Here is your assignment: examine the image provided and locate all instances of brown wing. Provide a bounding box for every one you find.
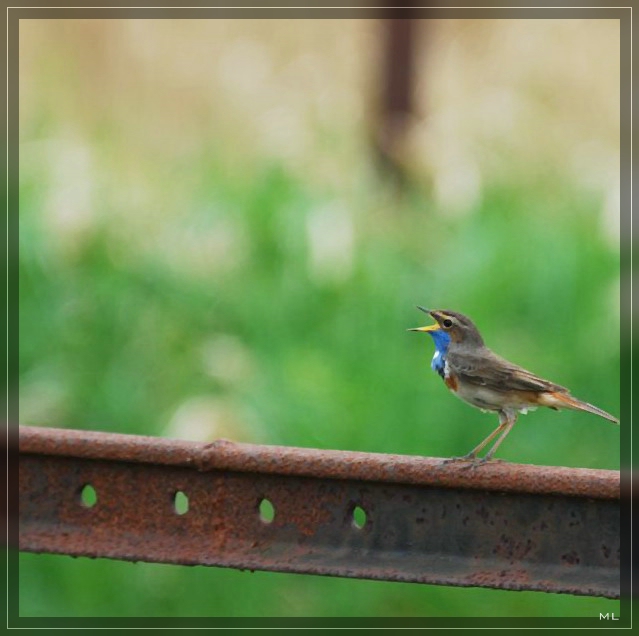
[448,349,568,394]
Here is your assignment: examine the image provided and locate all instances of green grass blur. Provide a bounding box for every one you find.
[19,153,620,618]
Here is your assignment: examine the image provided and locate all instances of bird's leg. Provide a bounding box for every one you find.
[442,417,507,465]
[443,411,519,468]
[459,413,518,469]
[482,413,518,461]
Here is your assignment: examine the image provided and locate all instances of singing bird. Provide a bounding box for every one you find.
[409,307,619,464]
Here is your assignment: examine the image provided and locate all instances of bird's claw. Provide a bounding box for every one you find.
[442,455,504,469]
[441,454,477,465]
[461,457,505,470]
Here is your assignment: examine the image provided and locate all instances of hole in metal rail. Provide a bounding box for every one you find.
[80,484,97,508]
[174,490,189,515]
[259,498,275,524]
[352,505,367,529]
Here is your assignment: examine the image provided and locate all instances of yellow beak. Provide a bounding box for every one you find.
[408,323,440,333]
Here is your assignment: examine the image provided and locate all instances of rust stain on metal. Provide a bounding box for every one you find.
[18,426,620,598]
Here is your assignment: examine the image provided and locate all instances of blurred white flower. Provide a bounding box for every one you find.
[165,395,259,443]
[570,139,619,195]
[306,202,354,284]
[200,334,254,385]
[258,104,310,159]
[41,137,96,255]
[19,370,68,426]
[158,217,247,277]
[432,154,482,218]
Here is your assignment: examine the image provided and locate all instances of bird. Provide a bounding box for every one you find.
[409,307,619,465]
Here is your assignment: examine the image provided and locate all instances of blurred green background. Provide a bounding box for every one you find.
[18,18,620,618]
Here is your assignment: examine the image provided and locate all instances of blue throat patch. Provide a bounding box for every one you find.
[428,329,451,378]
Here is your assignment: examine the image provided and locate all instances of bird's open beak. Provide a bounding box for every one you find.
[408,307,440,332]
[408,324,439,332]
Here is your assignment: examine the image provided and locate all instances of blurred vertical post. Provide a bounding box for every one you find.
[374,11,420,183]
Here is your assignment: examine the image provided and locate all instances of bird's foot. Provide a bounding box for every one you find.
[458,456,505,470]
[441,453,477,465]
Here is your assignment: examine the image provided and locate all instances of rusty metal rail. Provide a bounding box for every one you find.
[18,426,620,598]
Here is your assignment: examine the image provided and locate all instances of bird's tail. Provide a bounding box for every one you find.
[543,391,619,424]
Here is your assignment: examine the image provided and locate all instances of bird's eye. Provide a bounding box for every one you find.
[442,319,453,329]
